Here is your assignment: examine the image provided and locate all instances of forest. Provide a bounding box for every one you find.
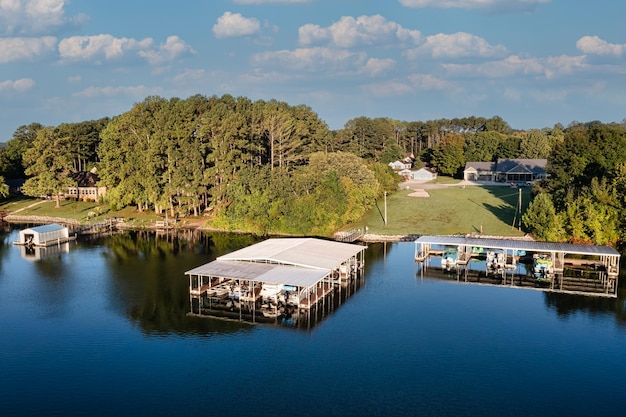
[0,94,625,246]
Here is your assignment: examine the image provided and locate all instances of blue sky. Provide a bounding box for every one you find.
[1,0,625,141]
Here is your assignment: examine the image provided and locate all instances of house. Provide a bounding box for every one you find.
[67,169,106,201]
[463,159,547,183]
[409,167,437,181]
[389,160,412,171]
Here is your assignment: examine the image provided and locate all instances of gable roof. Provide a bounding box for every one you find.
[68,171,99,187]
[496,159,547,173]
[464,162,496,172]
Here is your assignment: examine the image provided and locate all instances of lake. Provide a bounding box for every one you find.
[1,226,625,417]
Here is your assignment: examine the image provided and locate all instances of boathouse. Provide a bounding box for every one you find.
[185,238,367,326]
[16,224,71,247]
[415,235,621,297]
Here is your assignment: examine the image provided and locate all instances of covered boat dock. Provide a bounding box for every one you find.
[14,223,75,247]
[415,235,620,297]
[185,238,367,327]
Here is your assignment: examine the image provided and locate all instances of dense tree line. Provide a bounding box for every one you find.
[523,121,626,246]
[1,94,624,244]
[0,95,399,235]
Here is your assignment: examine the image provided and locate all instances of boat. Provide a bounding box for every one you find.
[486,251,506,274]
[533,254,553,281]
[441,248,458,270]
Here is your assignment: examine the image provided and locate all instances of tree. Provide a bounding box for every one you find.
[522,193,562,241]
[22,126,75,208]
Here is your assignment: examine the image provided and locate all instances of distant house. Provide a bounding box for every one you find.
[409,167,437,181]
[67,169,106,201]
[389,160,412,171]
[463,159,547,183]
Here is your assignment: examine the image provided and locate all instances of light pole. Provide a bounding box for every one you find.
[384,191,387,226]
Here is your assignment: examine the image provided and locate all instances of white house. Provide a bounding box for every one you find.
[409,167,437,181]
[16,224,70,247]
[389,160,412,171]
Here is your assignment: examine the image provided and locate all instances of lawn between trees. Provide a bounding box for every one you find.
[1,183,532,238]
[356,184,531,237]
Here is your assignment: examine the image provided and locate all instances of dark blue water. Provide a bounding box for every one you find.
[1,227,625,417]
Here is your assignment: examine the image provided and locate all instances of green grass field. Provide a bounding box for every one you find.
[357,184,531,237]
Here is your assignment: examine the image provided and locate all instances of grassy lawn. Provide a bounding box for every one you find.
[356,185,532,237]
[0,197,163,226]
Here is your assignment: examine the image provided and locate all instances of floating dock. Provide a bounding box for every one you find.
[185,238,367,328]
[415,235,620,297]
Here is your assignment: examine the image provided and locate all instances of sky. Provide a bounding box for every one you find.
[1,0,626,141]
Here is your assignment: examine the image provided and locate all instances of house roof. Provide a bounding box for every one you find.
[496,159,547,174]
[68,171,100,187]
[464,162,496,172]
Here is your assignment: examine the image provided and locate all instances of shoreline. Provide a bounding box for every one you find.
[2,214,534,244]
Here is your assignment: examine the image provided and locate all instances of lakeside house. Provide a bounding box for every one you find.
[68,169,106,201]
[463,158,548,183]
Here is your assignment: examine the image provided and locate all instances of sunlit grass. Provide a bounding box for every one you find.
[356,185,531,237]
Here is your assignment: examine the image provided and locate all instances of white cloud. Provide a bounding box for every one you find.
[58,34,152,62]
[576,36,626,58]
[0,0,87,35]
[253,47,366,72]
[361,58,396,76]
[299,15,422,48]
[398,0,550,11]
[406,32,507,59]
[408,73,451,90]
[138,36,195,65]
[442,54,587,79]
[73,85,156,99]
[0,36,56,62]
[0,77,36,92]
[58,34,193,65]
[213,11,261,38]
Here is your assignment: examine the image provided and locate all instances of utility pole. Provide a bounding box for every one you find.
[518,187,522,231]
[384,191,388,226]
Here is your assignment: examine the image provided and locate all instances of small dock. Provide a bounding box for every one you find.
[415,235,620,297]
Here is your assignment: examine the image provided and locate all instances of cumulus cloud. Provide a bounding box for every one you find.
[408,73,451,90]
[398,0,550,12]
[138,36,195,65]
[361,58,396,76]
[0,78,36,92]
[405,32,507,59]
[298,14,421,48]
[576,36,626,57]
[58,34,193,65]
[0,0,87,35]
[442,54,587,79]
[213,11,261,38]
[253,47,366,72]
[0,36,56,62]
[58,34,152,61]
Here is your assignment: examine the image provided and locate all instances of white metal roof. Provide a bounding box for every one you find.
[185,238,366,288]
[23,223,66,233]
[185,260,329,288]
[217,237,366,270]
[415,235,620,257]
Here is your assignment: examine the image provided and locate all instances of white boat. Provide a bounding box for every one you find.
[442,249,458,270]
